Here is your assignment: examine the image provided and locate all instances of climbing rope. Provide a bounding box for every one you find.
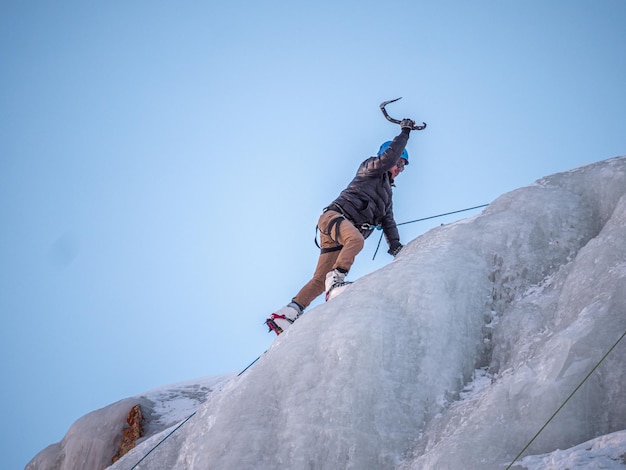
[129,411,196,469]
[505,328,626,469]
[127,201,621,469]
[372,203,489,259]
[127,351,266,469]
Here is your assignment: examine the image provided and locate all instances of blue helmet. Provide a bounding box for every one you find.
[377,141,409,165]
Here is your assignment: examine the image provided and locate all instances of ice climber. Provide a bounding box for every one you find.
[265,118,416,335]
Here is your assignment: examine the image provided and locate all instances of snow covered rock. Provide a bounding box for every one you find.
[25,398,140,470]
[516,430,626,469]
[26,375,232,470]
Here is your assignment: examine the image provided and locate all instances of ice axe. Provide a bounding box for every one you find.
[380,97,427,130]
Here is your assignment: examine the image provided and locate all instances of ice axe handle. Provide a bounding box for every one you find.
[380,97,427,130]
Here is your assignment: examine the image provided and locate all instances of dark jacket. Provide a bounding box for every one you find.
[328,129,409,251]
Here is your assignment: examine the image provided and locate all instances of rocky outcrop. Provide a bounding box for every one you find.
[112,404,144,464]
[26,374,230,470]
[25,398,145,470]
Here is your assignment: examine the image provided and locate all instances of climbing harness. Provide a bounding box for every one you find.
[315,205,350,254]
[315,216,345,253]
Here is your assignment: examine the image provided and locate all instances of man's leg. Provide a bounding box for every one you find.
[268,211,366,334]
[292,251,337,308]
[292,211,343,308]
[268,211,342,334]
[323,214,364,299]
[333,217,364,273]
[294,210,365,306]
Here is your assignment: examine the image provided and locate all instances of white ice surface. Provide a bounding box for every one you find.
[28,156,626,470]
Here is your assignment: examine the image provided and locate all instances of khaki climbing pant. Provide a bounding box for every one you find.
[293,210,364,309]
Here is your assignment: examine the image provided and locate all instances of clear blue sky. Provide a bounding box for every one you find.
[1,1,624,468]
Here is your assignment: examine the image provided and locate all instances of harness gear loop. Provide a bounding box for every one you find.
[315,204,379,253]
[315,214,345,253]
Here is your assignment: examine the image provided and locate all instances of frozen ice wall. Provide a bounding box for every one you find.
[31,156,626,470]
[405,156,626,468]
[116,156,625,469]
[26,398,139,470]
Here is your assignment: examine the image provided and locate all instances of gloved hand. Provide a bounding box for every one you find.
[388,243,403,257]
[400,119,415,130]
